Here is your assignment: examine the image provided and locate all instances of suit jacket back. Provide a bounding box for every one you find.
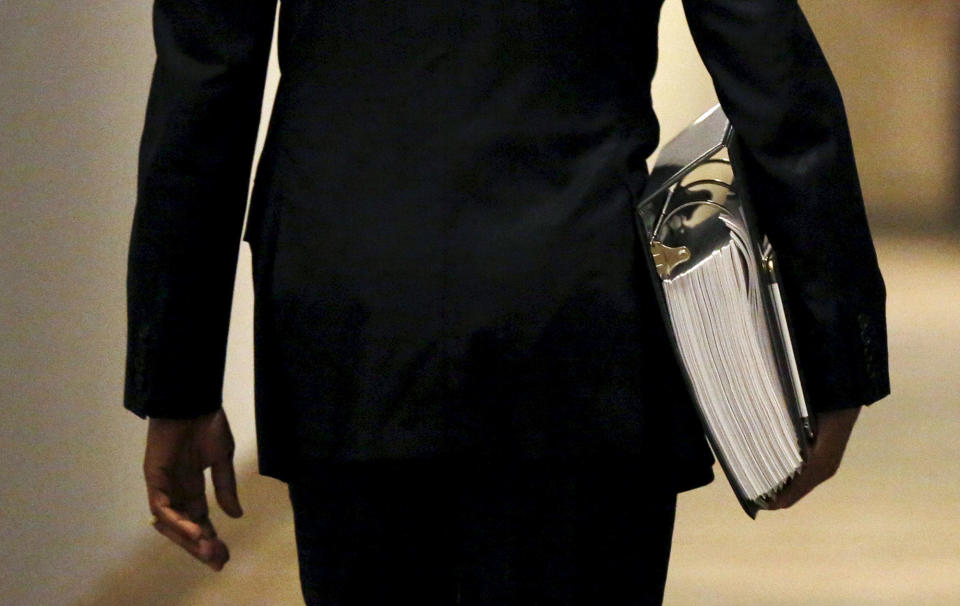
[126,0,888,490]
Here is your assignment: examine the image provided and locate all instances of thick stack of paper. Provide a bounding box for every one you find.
[662,233,803,501]
[636,105,813,513]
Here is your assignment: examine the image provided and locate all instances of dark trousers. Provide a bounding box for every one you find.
[289,457,676,605]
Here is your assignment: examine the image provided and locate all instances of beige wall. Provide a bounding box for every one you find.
[1,3,152,604]
[804,0,959,224]
[0,1,955,604]
[651,0,718,152]
[0,2,272,604]
[653,0,960,225]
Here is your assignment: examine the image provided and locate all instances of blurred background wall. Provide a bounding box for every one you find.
[0,1,957,604]
[0,2,271,603]
[653,0,960,226]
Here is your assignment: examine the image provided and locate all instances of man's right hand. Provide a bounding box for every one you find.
[144,408,243,571]
[767,406,861,510]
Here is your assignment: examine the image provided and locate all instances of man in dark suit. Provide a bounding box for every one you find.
[128,0,889,603]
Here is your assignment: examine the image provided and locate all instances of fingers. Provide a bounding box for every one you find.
[765,407,862,511]
[152,518,230,571]
[767,446,841,509]
[177,463,212,524]
[146,462,212,543]
[144,434,207,543]
[767,473,815,510]
[148,489,204,542]
[211,457,243,518]
[769,461,834,509]
[148,481,232,571]
[143,408,241,570]
[767,444,831,510]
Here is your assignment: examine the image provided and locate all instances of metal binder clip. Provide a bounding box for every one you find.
[650,240,691,278]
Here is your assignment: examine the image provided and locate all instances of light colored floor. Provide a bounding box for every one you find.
[78,233,960,605]
[666,233,960,605]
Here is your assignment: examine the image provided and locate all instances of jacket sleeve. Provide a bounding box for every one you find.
[125,0,277,418]
[681,0,890,412]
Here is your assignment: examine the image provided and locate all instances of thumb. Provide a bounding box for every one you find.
[211,457,243,518]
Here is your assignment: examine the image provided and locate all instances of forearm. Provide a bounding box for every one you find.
[682,0,890,412]
[125,0,277,418]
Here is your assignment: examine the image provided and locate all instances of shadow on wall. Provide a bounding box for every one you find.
[75,465,302,606]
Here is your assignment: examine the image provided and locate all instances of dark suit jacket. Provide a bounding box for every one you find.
[125,0,889,491]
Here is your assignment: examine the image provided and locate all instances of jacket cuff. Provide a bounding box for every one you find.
[789,291,890,414]
[124,391,224,420]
